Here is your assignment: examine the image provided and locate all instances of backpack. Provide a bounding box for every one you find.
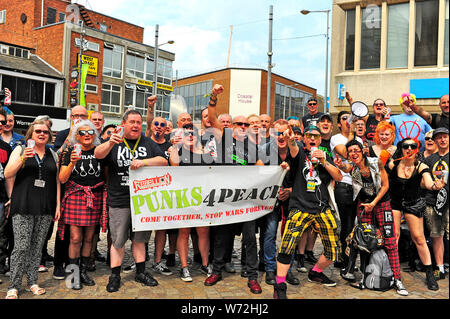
[364,249,394,291]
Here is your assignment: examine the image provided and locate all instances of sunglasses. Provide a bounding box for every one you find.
[0,120,6,125]
[153,121,166,128]
[374,103,385,106]
[78,129,95,136]
[34,129,50,135]
[184,130,195,137]
[308,103,317,106]
[348,149,362,154]
[402,143,418,150]
[341,116,349,121]
[425,137,433,141]
[275,131,284,136]
[304,133,321,140]
[234,122,250,127]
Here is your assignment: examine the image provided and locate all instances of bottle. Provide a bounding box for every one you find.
[310,147,318,164]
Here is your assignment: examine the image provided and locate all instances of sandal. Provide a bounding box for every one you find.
[27,284,46,296]
[5,289,18,299]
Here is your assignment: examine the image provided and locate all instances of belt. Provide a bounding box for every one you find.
[335,182,353,189]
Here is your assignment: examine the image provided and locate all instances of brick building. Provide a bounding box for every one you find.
[0,0,175,132]
[177,67,317,122]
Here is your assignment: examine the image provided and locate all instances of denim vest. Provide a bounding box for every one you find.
[351,157,382,201]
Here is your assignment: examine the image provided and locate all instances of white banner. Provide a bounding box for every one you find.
[129,166,286,231]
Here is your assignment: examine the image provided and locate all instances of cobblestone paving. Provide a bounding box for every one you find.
[0,229,448,300]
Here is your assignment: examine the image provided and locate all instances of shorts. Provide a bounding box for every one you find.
[108,206,151,249]
[425,205,449,239]
[278,208,341,263]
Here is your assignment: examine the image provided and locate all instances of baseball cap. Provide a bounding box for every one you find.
[304,125,321,134]
[432,127,449,139]
[319,113,332,122]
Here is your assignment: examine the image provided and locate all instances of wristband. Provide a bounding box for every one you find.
[209,99,217,107]
[20,155,25,163]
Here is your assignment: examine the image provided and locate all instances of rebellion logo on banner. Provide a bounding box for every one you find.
[132,173,172,193]
[129,166,286,231]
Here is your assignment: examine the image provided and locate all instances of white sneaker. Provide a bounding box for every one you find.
[123,262,136,274]
[395,279,409,296]
[38,265,48,272]
[153,261,173,276]
[180,267,192,282]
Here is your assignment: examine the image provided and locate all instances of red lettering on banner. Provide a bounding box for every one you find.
[133,173,172,193]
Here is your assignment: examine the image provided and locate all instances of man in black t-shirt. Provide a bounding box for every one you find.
[0,108,12,275]
[424,127,449,280]
[274,125,343,299]
[411,94,449,130]
[301,98,324,133]
[205,84,266,294]
[95,110,167,293]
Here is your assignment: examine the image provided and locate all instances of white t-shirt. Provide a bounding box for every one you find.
[330,133,363,185]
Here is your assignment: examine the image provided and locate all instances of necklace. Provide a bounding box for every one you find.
[402,163,415,178]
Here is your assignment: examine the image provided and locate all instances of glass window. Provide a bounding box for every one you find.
[445,0,449,65]
[46,7,57,25]
[30,80,44,104]
[59,12,65,22]
[99,23,108,32]
[103,44,123,78]
[45,83,55,106]
[387,3,409,68]
[16,78,30,102]
[361,5,381,69]
[415,0,439,66]
[345,9,356,70]
[101,83,121,113]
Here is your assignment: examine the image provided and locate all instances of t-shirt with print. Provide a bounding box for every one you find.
[104,136,166,208]
[0,140,12,203]
[288,147,334,214]
[424,152,449,207]
[217,128,259,166]
[330,133,363,185]
[62,147,104,186]
[365,114,379,141]
[390,113,432,152]
[150,139,172,161]
[201,128,221,162]
[302,112,324,129]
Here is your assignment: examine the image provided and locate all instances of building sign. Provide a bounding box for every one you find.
[77,54,98,76]
[229,69,261,117]
[136,79,173,91]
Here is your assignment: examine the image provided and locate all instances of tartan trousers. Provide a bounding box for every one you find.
[357,200,401,280]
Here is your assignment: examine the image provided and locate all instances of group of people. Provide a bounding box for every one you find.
[0,85,447,300]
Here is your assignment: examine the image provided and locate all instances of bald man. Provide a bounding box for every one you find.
[54,105,89,152]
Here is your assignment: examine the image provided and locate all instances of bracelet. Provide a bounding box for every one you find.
[20,155,25,163]
[143,159,148,167]
[209,99,217,107]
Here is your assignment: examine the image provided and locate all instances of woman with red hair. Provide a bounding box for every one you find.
[369,121,396,166]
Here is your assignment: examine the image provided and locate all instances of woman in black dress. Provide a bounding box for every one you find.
[388,138,444,290]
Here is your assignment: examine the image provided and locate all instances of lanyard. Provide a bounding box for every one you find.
[123,135,141,158]
[305,151,314,178]
[34,154,44,180]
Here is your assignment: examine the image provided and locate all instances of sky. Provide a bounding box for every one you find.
[76,0,332,96]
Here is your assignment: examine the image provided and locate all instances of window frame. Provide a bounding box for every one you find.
[101,83,122,114]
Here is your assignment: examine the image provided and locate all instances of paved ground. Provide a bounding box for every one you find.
[0,228,448,300]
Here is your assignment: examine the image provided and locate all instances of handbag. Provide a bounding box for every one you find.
[402,198,426,217]
[347,206,383,254]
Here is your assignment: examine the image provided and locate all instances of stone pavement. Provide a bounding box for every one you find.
[0,229,448,300]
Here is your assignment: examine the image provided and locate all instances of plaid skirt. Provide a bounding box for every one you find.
[58,180,107,240]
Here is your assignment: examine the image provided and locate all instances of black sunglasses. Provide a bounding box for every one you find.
[402,143,418,150]
[425,137,433,141]
[34,129,50,135]
[234,122,250,127]
[78,129,95,136]
[183,130,195,137]
[308,102,317,106]
[0,120,6,125]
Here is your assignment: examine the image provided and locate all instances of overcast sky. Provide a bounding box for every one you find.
[77,0,332,95]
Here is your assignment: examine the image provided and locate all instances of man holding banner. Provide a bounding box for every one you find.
[94,109,167,293]
[274,125,343,299]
